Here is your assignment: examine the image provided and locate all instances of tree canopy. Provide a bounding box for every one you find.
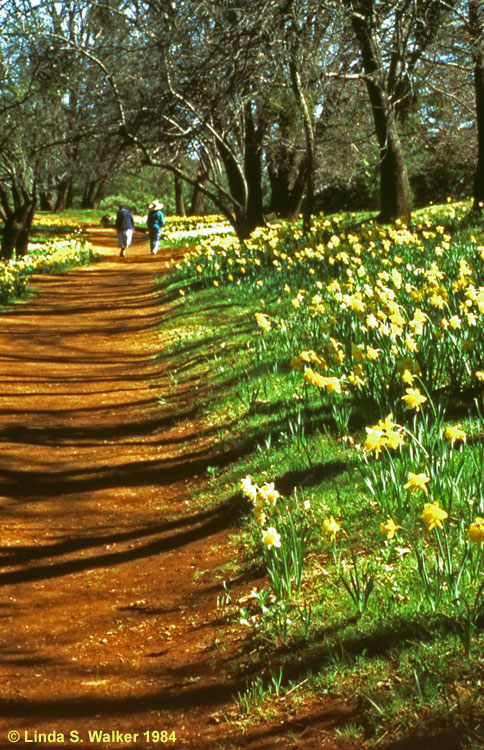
[0,0,482,251]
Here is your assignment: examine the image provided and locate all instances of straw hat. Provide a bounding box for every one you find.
[149,199,164,210]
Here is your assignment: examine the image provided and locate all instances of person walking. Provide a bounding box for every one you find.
[115,205,135,258]
[147,200,165,255]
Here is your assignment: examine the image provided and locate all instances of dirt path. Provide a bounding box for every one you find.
[0,228,351,750]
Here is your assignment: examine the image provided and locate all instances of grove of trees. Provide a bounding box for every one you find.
[0,0,483,256]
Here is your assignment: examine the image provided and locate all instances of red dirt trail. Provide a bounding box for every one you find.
[0,228,354,750]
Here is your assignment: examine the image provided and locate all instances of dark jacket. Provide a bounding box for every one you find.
[116,208,134,231]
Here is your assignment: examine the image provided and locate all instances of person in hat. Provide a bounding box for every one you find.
[115,204,135,258]
[147,200,165,255]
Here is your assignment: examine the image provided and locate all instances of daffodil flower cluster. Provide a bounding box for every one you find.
[164,214,228,232]
[240,475,281,530]
[240,475,311,605]
[0,237,93,304]
[32,216,82,230]
[175,201,484,428]
[358,395,484,650]
[364,414,405,458]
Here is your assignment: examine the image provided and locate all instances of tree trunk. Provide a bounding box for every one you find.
[244,104,265,230]
[81,181,96,209]
[190,163,208,215]
[174,170,186,216]
[470,1,484,210]
[54,175,73,212]
[350,3,411,224]
[15,199,36,256]
[0,185,36,260]
[290,61,315,232]
[214,105,266,239]
[66,178,73,209]
[39,191,54,212]
[268,161,306,219]
[369,83,411,224]
[39,174,56,211]
[93,180,106,209]
[233,211,255,241]
[472,63,484,209]
[81,179,106,209]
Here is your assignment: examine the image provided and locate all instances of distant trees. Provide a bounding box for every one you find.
[0,0,483,248]
[120,0,286,238]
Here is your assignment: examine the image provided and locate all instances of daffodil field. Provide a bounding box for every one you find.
[169,202,484,746]
[0,217,95,305]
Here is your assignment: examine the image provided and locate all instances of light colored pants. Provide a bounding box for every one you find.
[118,229,133,249]
[150,227,162,254]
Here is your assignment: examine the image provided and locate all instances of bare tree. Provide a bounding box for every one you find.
[343,0,457,223]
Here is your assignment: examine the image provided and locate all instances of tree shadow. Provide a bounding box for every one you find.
[0,494,245,589]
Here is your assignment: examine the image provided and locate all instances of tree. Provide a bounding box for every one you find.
[0,10,40,257]
[469,0,484,209]
[3,0,480,250]
[343,0,457,224]
[70,0,330,238]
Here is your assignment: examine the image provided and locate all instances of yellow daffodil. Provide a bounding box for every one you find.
[255,312,271,331]
[304,368,326,388]
[404,335,418,353]
[468,517,484,545]
[385,429,405,450]
[299,350,327,369]
[366,346,381,361]
[420,501,448,530]
[364,415,405,457]
[348,370,365,388]
[402,387,427,411]
[401,368,416,385]
[404,472,431,494]
[240,475,257,501]
[380,517,401,540]
[352,343,365,363]
[376,414,397,431]
[322,516,341,542]
[253,502,266,525]
[262,526,282,550]
[430,293,446,309]
[444,424,467,447]
[364,427,385,458]
[322,376,342,394]
[258,482,280,506]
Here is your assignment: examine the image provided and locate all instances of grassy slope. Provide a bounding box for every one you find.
[153,204,484,750]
